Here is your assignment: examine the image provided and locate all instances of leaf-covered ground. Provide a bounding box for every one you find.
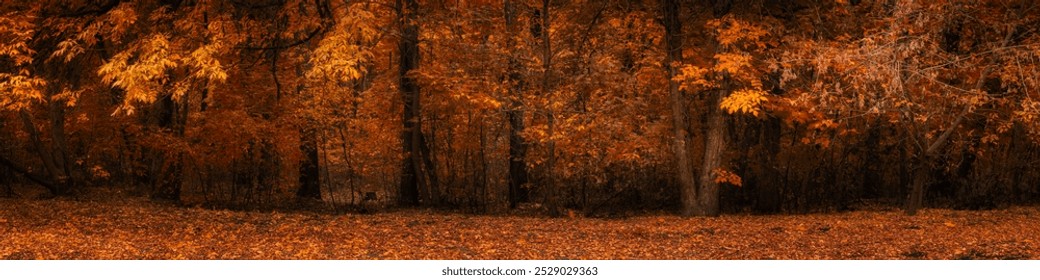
[1,198,1038,259]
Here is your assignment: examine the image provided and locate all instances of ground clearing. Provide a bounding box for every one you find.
[1,198,1037,259]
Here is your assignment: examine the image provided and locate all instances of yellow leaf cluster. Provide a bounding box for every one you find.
[53,2,138,63]
[98,26,233,115]
[0,11,46,111]
[187,42,229,83]
[0,12,35,66]
[307,8,377,84]
[720,88,768,117]
[707,16,770,49]
[674,65,713,91]
[0,73,46,111]
[713,53,752,76]
[50,88,83,107]
[98,34,179,114]
[712,168,743,187]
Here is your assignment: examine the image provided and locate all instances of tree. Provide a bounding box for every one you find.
[504,0,530,209]
[788,0,1040,215]
[1,1,127,196]
[397,0,436,206]
[661,0,698,216]
[669,0,774,216]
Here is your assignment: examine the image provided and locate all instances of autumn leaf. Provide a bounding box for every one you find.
[712,168,743,187]
[720,89,768,117]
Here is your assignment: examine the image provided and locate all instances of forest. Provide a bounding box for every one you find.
[2,0,1040,218]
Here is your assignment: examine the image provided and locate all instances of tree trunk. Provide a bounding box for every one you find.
[861,122,882,199]
[19,110,68,195]
[662,0,699,217]
[538,0,563,217]
[47,101,72,190]
[297,129,322,200]
[687,0,735,217]
[905,155,932,215]
[754,117,782,213]
[504,0,530,209]
[420,132,438,204]
[151,93,182,202]
[507,109,529,208]
[697,90,727,216]
[0,154,56,194]
[397,0,424,206]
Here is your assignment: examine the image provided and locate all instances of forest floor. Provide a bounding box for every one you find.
[1,195,1039,259]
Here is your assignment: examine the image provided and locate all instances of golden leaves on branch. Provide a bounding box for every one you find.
[186,43,229,83]
[307,7,378,84]
[721,89,768,117]
[0,10,46,111]
[98,34,177,115]
[674,65,712,91]
[0,73,46,111]
[52,2,138,63]
[713,53,753,76]
[0,11,36,67]
[673,16,774,118]
[712,168,742,188]
[708,16,771,50]
[98,30,233,115]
